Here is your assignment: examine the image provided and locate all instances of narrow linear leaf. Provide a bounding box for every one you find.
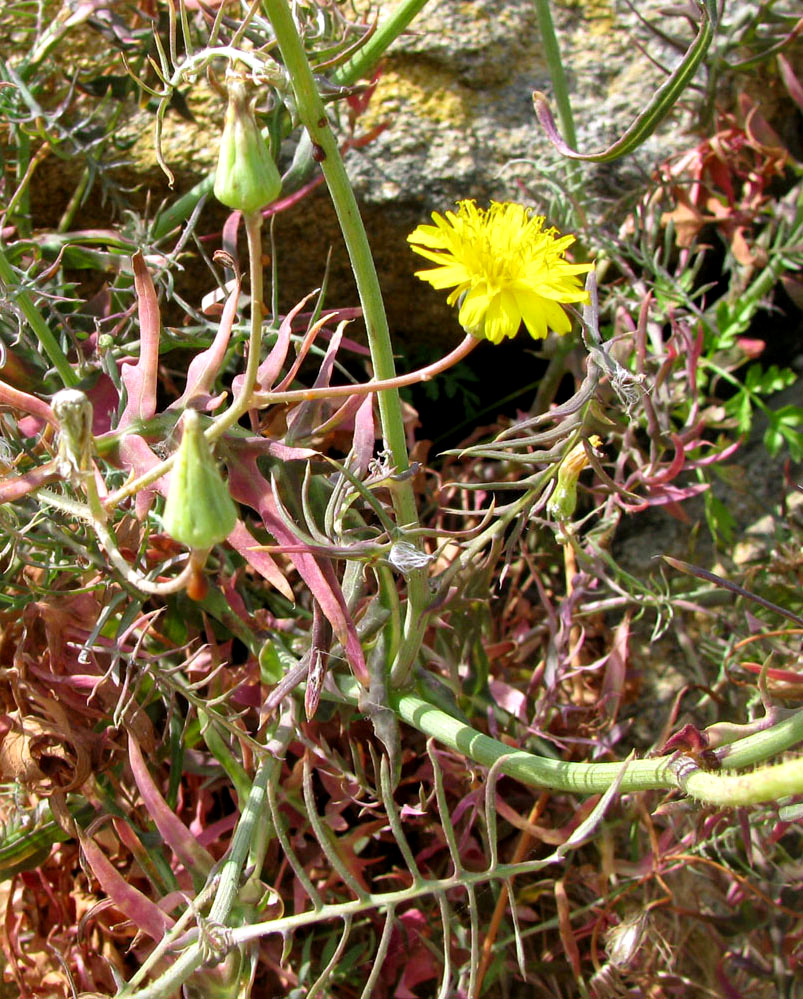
[662,556,803,627]
[532,0,717,162]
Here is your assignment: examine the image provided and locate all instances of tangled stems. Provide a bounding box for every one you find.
[99,334,480,511]
[0,243,77,388]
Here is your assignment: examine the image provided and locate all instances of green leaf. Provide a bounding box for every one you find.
[714,297,758,346]
[531,0,718,162]
[259,640,288,685]
[735,390,753,435]
[704,492,736,546]
[744,363,797,396]
[764,406,803,460]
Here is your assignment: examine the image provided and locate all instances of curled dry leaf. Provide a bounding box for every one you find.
[0,712,91,794]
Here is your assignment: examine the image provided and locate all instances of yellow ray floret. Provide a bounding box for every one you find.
[407,200,593,344]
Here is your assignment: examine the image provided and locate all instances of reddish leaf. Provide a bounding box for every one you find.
[778,52,803,113]
[349,394,376,478]
[555,879,582,978]
[0,461,60,503]
[119,252,161,426]
[601,614,631,724]
[226,447,368,684]
[78,831,174,942]
[175,274,241,409]
[127,734,215,880]
[226,520,294,602]
[234,293,313,400]
[0,377,53,425]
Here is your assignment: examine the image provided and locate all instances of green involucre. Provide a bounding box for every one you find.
[214,67,282,214]
[163,409,237,548]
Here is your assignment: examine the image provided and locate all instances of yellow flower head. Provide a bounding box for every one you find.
[407,200,592,344]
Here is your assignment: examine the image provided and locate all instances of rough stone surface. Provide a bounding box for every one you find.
[18,0,799,348]
[268,0,801,342]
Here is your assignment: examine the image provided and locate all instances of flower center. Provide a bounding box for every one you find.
[458,202,548,293]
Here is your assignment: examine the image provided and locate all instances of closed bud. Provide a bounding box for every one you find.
[213,65,282,214]
[547,435,602,521]
[163,410,237,548]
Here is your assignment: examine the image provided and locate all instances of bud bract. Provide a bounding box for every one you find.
[213,65,282,214]
[163,410,237,548]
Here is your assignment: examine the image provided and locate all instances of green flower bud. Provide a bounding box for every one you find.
[213,65,282,214]
[547,435,602,521]
[163,409,237,548]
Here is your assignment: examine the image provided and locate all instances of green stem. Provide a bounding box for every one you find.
[0,244,78,387]
[206,210,264,442]
[533,0,577,149]
[334,674,803,802]
[58,165,91,233]
[332,0,433,86]
[683,756,803,806]
[208,757,273,925]
[259,0,429,681]
[13,126,32,238]
[533,0,579,191]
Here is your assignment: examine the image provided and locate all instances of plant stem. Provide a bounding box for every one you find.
[206,210,264,442]
[208,757,273,925]
[332,0,433,86]
[682,756,803,806]
[533,0,577,149]
[533,0,579,190]
[333,674,803,802]
[250,332,478,406]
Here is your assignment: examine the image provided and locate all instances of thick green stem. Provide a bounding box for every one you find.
[208,757,273,924]
[335,674,803,803]
[261,0,428,680]
[683,757,803,806]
